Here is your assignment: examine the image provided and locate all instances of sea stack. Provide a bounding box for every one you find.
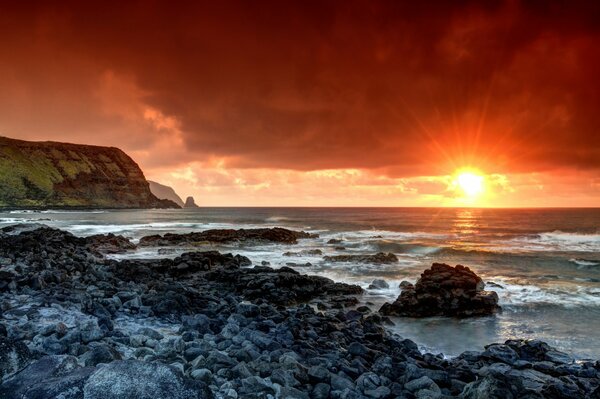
[380,263,501,317]
[184,196,199,208]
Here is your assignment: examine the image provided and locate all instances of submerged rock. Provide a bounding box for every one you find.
[323,252,398,264]
[379,263,500,317]
[139,227,317,246]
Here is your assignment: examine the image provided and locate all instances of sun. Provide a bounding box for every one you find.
[454,170,485,198]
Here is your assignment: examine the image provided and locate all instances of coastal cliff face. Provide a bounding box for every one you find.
[0,137,179,209]
[148,181,185,207]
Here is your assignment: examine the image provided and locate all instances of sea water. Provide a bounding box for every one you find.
[2,207,599,358]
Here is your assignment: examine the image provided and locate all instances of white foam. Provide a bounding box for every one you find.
[325,230,450,241]
[265,216,292,222]
[490,279,600,307]
[569,258,599,267]
[502,231,600,253]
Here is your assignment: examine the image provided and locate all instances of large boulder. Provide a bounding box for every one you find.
[0,355,92,399]
[0,357,212,399]
[85,233,136,254]
[379,263,500,317]
[0,337,32,382]
[83,360,212,399]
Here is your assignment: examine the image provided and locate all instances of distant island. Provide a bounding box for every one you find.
[0,136,180,209]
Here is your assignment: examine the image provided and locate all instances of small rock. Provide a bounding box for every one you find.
[368,279,390,289]
[404,376,440,393]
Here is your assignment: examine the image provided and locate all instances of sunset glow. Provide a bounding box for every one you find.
[455,171,485,198]
[0,1,598,207]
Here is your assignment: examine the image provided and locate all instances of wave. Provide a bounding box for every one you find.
[569,258,600,267]
[368,240,444,255]
[504,231,600,253]
[265,216,293,222]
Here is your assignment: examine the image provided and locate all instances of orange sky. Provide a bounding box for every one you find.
[0,1,599,206]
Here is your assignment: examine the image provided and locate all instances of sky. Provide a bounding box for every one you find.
[0,0,598,207]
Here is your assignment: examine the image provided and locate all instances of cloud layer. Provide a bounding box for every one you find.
[0,1,599,205]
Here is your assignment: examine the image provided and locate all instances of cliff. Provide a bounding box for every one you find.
[148,181,185,207]
[0,136,180,209]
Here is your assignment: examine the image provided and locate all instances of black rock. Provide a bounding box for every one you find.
[139,227,318,246]
[0,337,32,381]
[379,263,501,317]
[324,252,398,264]
[83,360,212,399]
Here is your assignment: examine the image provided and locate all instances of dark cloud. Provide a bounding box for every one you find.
[0,0,599,175]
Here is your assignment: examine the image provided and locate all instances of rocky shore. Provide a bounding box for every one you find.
[0,225,599,398]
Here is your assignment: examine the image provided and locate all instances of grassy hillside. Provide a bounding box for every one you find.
[0,137,178,208]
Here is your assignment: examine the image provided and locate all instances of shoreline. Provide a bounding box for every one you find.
[0,224,599,398]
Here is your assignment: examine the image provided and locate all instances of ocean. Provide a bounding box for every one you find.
[2,207,599,359]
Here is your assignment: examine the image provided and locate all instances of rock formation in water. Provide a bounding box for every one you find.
[324,252,399,264]
[379,263,501,317]
[184,196,199,208]
[148,180,185,207]
[139,227,318,246]
[0,136,179,209]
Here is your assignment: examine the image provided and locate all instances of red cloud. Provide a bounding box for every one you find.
[0,1,598,177]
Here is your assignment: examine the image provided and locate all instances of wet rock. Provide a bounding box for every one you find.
[139,227,317,246]
[356,372,382,394]
[324,252,398,264]
[368,279,390,289]
[405,376,440,393]
[137,327,164,341]
[286,262,313,267]
[308,365,330,383]
[158,247,177,255]
[365,385,392,398]
[331,373,355,391]
[399,281,413,289]
[312,382,331,399]
[482,344,520,365]
[461,373,518,399]
[239,375,276,396]
[86,233,136,254]
[283,249,323,256]
[80,344,122,367]
[80,320,105,344]
[380,263,500,317]
[504,339,574,364]
[190,368,213,383]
